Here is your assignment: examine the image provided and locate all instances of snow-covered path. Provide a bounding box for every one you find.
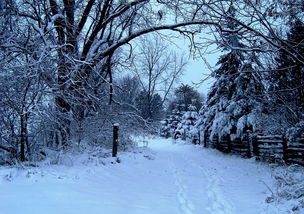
[0,138,274,214]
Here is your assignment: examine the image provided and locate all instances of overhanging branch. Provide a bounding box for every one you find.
[98,20,225,61]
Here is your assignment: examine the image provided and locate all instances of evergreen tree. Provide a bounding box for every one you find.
[160,118,171,138]
[270,19,304,122]
[269,18,304,139]
[197,4,267,141]
[175,104,199,142]
[167,84,202,113]
[160,105,183,138]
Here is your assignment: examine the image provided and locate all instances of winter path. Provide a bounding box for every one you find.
[0,137,275,214]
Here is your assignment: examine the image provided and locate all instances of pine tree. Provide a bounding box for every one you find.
[270,18,304,122]
[197,4,267,142]
[167,84,202,113]
[270,18,304,139]
[160,117,171,138]
[175,104,199,142]
[160,105,183,138]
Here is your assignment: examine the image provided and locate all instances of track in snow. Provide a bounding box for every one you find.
[169,154,196,214]
[148,138,272,214]
[167,148,234,214]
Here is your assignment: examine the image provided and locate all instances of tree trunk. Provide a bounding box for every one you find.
[55,95,71,148]
[20,113,28,161]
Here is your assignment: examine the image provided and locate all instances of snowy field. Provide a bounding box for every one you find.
[0,137,295,214]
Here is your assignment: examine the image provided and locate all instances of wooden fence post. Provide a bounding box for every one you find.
[215,135,219,150]
[227,135,231,153]
[198,130,201,145]
[282,136,288,163]
[112,124,119,157]
[246,132,252,158]
[203,131,208,148]
[251,134,259,157]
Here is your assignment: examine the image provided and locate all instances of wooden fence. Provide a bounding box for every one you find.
[202,133,304,166]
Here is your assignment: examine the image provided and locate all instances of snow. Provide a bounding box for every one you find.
[0,137,285,214]
[50,14,65,22]
[210,111,233,139]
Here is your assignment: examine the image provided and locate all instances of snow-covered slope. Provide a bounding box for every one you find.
[0,137,281,214]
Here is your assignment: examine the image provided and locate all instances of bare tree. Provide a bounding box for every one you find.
[0,0,50,161]
[133,35,187,106]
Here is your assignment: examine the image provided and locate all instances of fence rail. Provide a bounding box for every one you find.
[201,133,304,166]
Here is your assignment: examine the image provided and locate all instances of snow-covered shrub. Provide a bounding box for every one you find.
[0,149,17,166]
[286,121,304,141]
[267,165,304,213]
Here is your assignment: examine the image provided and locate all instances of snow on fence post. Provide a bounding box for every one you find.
[112,124,119,157]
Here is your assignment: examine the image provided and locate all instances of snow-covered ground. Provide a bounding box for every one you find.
[0,137,287,214]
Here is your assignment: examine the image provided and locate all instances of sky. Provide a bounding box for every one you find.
[182,57,216,94]
[171,36,219,95]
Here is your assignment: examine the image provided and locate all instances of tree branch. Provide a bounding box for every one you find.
[76,0,95,38]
